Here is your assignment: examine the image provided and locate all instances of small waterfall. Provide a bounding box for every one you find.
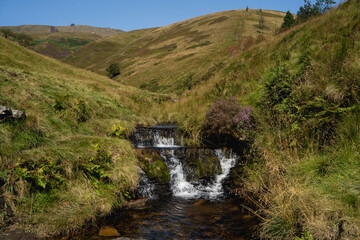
[132,126,180,148]
[154,131,178,148]
[204,149,237,199]
[133,126,238,200]
[159,150,200,198]
[160,148,237,199]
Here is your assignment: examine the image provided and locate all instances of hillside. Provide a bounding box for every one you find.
[30,32,102,59]
[65,9,286,94]
[0,25,123,60]
[0,35,157,236]
[149,0,360,238]
[1,1,360,238]
[0,24,123,37]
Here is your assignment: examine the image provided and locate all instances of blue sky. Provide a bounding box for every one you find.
[0,0,343,31]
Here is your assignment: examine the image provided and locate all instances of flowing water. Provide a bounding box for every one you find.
[71,126,256,239]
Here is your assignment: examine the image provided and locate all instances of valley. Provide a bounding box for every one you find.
[1,0,360,239]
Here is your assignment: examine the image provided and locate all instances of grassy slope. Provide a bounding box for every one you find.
[0,25,124,60]
[0,25,123,37]
[30,32,102,59]
[0,36,157,236]
[65,9,286,94]
[65,28,157,70]
[150,1,360,238]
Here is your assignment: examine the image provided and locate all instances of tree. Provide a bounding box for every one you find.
[281,11,296,29]
[314,0,336,14]
[15,33,34,47]
[106,63,120,78]
[0,28,15,39]
[297,0,335,23]
[246,6,249,12]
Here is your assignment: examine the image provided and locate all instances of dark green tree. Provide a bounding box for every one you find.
[314,0,336,13]
[281,11,296,29]
[106,63,121,78]
[297,0,335,23]
[0,28,15,39]
[15,33,34,47]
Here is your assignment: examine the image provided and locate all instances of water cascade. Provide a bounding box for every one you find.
[133,126,238,199]
[70,126,255,240]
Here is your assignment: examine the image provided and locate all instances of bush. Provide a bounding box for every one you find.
[202,98,254,145]
[13,158,66,193]
[77,144,112,185]
[0,29,34,48]
[111,124,125,138]
[106,63,121,78]
[75,100,90,123]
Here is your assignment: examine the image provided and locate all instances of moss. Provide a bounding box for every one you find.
[187,152,221,180]
[136,149,170,183]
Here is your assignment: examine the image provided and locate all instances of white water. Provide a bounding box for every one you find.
[204,149,237,198]
[134,129,180,148]
[154,132,180,148]
[160,150,200,198]
[135,128,237,200]
[160,148,237,200]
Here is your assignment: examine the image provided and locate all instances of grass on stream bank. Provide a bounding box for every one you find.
[148,0,360,238]
[0,36,159,236]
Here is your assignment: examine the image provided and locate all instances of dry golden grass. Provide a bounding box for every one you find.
[66,9,285,92]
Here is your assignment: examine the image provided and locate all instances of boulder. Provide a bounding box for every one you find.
[126,198,148,209]
[0,106,26,123]
[99,226,120,237]
[12,110,26,120]
[0,106,12,122]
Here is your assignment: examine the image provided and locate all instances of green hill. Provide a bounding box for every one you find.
[1,1,360,238]
[0,25,123,60]
[0,24,123,37]
[0,35,156,236]
[65,9,286,94]
[149,1,360,238]
[30,32,102,59]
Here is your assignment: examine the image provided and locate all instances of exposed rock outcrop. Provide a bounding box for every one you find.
[0,106,26,122]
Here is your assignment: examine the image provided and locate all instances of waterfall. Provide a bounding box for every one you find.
[204,149,237,199]
[160,148,237,199]
[132,126,180,148]
[159,150,200,198]
[154,131,178,148]
[133,126,238,200]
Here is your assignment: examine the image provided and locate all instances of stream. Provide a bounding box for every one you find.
[71,126,257,239]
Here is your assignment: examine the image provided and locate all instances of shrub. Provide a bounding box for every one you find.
[75,100,90,123]
[52,98,66,112]
[77,144,112,185]
[13,158,66,193]
[202,98,254,144]
[111,124,125,138]
[106,63,121,79]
